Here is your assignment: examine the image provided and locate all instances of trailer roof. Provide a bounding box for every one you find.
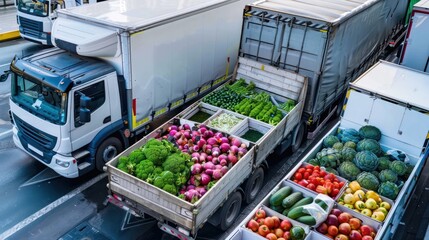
[415,0,429,9]
[350,61,429,111]
[58,0,231,31]
[249,0,378,24]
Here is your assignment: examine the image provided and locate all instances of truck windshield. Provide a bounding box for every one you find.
[17,0,49,17]
[11,73,68,125]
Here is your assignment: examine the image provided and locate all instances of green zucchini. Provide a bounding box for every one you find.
[282,192,303,208]
[289,196,313,210]
[270,186,292,206]
[287,206,308,219]
[296,215,316,225]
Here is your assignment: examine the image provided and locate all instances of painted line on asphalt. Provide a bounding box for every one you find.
[0,129,12,138]
[0,173,107,239]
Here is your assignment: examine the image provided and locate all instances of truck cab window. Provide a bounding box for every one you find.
[74,81,105,127]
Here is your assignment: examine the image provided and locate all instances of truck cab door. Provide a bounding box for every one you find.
[70,79,111,151]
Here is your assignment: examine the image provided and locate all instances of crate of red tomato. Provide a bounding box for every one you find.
[289,163,346,200]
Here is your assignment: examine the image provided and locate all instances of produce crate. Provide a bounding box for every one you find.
[180,102,219,123]
[337,185,395,223]
[205,110,245,133]
[287,162,347,201]
[306,231,331,240]
[239,205,311,240]
[231,117,273,143]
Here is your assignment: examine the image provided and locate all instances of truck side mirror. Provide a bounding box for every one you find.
[0,71,10,82]
[79,95,91,123]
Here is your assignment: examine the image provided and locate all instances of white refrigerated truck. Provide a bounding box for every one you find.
[226,60,429,240]
[16,0,106,45]
[4,0,252,178]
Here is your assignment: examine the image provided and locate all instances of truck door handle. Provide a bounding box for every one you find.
[103,116,111,124]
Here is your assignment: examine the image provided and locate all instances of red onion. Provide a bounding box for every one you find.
[212,169,223,180]
[215,164,222,170]
[177,138,184,145]
[199,155,206,163]
[192,145,200,152]
[238,147,247,156]
[231,138,242,147]
[211,157,219,165]
[212,147,220,157]
[183,131,191,139]
[184,189,200,201]
[203,162,215,170]
[205,169,214,176]
[214,132,223,139]
[220,166,229,175]
[218,154,227,162]
[240,143,247,149]
[199,127,207,135]
[169,129,177,137]
[200,173,211,185]
[191,163,202,174]
[174,132,182,139]
[186,185,195,191]
[206,155,213,162]
[220,158,228,166]
[220,137,229,144]
[197,139,206,148]
[228,154,238,165]
[195,186,207,196]
[191,152,200,159]
[207,137,217,146]
[206,130,214,138]
[183,124,190,130]
[220,143,230,153]
[169,125,178,131]
[230,145,238,154]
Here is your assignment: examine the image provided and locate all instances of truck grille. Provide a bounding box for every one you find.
[13,115,57,164]
[19,17,43,37]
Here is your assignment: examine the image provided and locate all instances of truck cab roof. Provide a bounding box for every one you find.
[14,48,115,91]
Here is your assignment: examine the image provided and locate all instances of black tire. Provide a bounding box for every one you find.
[219,191,242,231]
[291,123,306,153]
[95,137,123,171]
[243,167,265,204]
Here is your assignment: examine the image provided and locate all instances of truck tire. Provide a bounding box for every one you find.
[243,167,264,204]
[95,137,123,172]
[219,191,242,231]
[291,122,306,153]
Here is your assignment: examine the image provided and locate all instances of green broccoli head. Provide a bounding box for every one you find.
[154,167,163,175]
[128,150,145,164]
[142,140,169,166]
[162,153,189,174]
[135,160,155,180]
[117,156,129,172]
[154,176,166,189]
[175,173,188,187]
[160,171,176,185]
[163,184,178,195]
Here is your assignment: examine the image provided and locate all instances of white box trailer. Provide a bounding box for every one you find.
[239,0,409,139]
[400,0,429,72]
[226,61,429,240]
[6,0,255,178]
[105,56,308,239]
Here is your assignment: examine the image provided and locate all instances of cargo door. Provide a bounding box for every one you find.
[240,8,328,114]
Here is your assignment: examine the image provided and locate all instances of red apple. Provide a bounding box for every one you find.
[316,223,329,234]
[325,234,334,239]
[360,225,373,236]
[332,208,343,217]
[362,236,373,240]
[339,222,351,235]
[335,234,349,240]
[264,217,275,229]
[266,233,278,240]
[247,219,259,232]
[274,228,284,238]
[257,218,265,226]
[272,216,281,229]
[327,214,339,227]
[258,225,270,237]
[349,218,362,230]
[256,208,266,219]
[349,230,363,240]
[280,219,292,231]
[328,225,339,236]
[283,231,291,240]
[338,212,351,224]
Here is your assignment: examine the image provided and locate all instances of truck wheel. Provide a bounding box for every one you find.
[219,191,242,231]
[291,122,306,153]
[95,137,123,172]
[243,167,264,204]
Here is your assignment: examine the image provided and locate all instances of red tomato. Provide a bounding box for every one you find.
[293,179,298,183]
[298,180,308,187]
[339,181,345,187]
[307,183,316,191]
[298,168,306,174]
[320,171,327,177]
[305,168,313,173]
[305,164,314,170]
[333,182,339,189]
[294,172,303,180]
[303,172,310,179]
[314,166,320,171]
[331,188,340,197]
[310,178,319,185]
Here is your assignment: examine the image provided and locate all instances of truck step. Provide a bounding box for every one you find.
[78,162,91,170]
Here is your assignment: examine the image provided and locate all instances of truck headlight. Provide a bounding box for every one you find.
[56,159,70,168]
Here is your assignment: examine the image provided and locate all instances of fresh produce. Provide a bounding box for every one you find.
[323,135,340,148]
[341,147,357,162]
[234,95,284,125]
[338,181,392,222]
[378,181,400,200]
[208,113,242,132]
[241,129,264,142]
[203,87,244,111]
[228,78,255,94]
[389,160,407,176]
[317,208,377,239]
[316,148,341,168]
[279,99,296,112]
[359,125,382,141]
[246,208,305,239]
[282,192,304,208]
[378,169,398,183]
[333,142,344,151]
[291,165,344,198]
[188,111,212,123]
[356,172,380,191]
[344,141,357,149]
[337,128,362,144]
[377,156,391,171]
[353,151,379,171]
[357,139,382,156]
[270,186,293,207]
[338,161,361,181]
